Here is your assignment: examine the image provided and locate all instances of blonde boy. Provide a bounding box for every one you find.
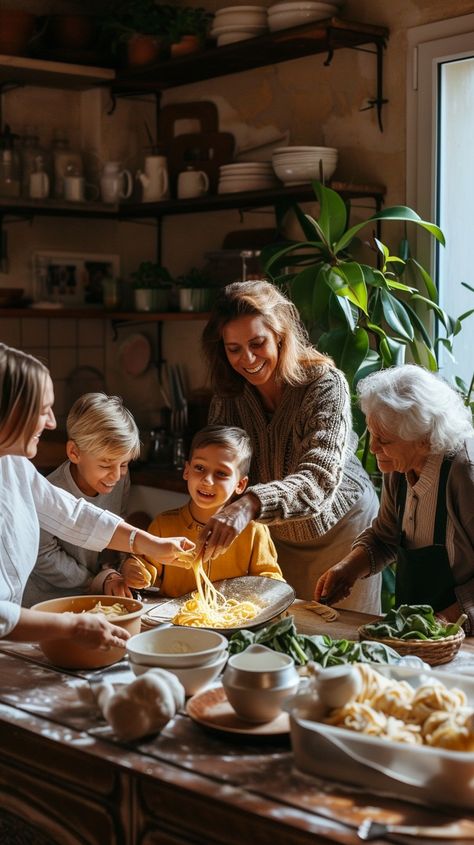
[23,392,141,606]
[122,425,283,597]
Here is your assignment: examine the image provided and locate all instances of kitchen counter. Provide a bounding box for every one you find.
[0,605,473,844]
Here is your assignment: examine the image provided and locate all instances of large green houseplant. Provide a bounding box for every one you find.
[262,181,472,451]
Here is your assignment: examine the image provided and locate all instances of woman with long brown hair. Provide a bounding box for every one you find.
[199,280,381,612]
[0,343,193,646]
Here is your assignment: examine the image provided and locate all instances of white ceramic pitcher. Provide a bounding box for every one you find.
[100,161,133,203]
[137,155,169,202]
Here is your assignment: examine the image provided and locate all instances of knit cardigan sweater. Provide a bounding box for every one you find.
[209,364,373,544]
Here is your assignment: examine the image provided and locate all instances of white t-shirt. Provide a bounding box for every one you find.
[0,455,122,637]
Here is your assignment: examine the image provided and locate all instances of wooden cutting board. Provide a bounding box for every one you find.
[158,101,219,148]
[291,601,378,639]
[168,131,235,196]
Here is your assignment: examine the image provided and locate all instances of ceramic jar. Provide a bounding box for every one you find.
[100,161,133,204]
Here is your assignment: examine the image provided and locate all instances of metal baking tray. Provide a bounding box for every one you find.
[142,576,295,635]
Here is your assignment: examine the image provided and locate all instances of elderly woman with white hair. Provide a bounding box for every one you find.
[315,364,474,631]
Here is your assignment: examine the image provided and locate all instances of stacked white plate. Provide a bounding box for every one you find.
[272,146,338,186]
[218,161,279,194]
[268,1,342,32]
[211,5,268,45]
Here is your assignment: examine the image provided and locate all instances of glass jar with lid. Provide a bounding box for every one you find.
[0,124,21,198]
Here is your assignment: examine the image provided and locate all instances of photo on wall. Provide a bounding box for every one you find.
[33,251,120,306]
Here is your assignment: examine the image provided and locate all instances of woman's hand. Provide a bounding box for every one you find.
[71,612,130,651]
[103,572,133,598]
[197,493,260,563]
[138,534,195,569]
[436,601,463,624]
[314,548,371,605]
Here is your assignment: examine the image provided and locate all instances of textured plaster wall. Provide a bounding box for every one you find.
[1,0,473,428]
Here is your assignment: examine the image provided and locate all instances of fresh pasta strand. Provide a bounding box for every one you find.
[321,663,474,751]
[172,555,260,628]
[83,601,129,618]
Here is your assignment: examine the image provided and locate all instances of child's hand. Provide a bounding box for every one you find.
[103,572,133,598]
[121,556,158,589]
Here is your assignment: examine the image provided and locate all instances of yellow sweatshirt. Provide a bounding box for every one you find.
[144,501,283,597]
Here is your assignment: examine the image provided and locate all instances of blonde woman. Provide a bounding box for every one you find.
[199,280,381,612]
[24,392,140,606]
[0,344,193,646]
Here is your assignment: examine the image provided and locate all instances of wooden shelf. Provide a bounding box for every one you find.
[0,197,118,219]
[113,18,388,93]
[0,53,114,89]
[0,307,211,320]
[119,180,385,219]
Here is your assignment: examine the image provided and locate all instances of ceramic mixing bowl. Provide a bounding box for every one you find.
[127,625,228,668]
[31,594,143,670]
[222,643,300,722]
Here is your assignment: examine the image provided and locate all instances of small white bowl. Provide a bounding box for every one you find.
[268,0,340,13]
[273,157,337,184]
[268,5,338,31]
[127,626,227,669]
[130,652,228,696]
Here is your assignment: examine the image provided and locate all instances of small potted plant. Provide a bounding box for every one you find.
[176,266,216,312]
[98,0,171,67]
[131,261,172,312]
[166,6,214,58]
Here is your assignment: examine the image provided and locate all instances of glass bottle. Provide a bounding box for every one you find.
[51,129,83,198]
[20,126,43,197]
[0,124,21,198]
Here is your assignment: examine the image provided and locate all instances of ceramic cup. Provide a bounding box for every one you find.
[64,175,98,202]
[29,170,50,199]
[177,169,210,199]
[100,162,133,203]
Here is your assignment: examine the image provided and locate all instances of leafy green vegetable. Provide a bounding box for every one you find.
[227,616,400,667]
[363,604,467,641]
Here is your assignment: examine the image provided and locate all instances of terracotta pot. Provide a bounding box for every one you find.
[48,14,96,50]
[32,594,144,670]
[0,10,36,56]
[170,34,201,58]
[127,34,163,68]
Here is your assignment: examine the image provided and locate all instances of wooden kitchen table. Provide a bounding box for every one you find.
[0,606,473,845]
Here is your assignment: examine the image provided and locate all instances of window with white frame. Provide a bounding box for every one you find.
[407,15,474,389]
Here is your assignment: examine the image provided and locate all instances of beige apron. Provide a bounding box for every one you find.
[273,485,381,614]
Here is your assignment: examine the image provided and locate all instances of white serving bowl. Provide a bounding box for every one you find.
[130,651,228,696]
[273,157,337,184]
[126,625,228,669]
[214,28,267,45]
[268,5,338,31]
[273,145,338,154]
[214,7,267,26]
[268,0,341,13]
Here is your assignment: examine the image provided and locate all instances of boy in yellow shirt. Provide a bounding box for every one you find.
[122,425,283,596]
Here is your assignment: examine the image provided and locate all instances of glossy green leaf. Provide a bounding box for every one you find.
[335,205,445,253]
[410,258,439,303]
[410,294,460,336]
[331,263,368,314]
[287,265,319,325]
[318,327,369,388]
[380,289,415,340]
[313,181,348,243]
[380,336,406,366]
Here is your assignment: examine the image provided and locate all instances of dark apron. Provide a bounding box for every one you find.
[395,457,456,612]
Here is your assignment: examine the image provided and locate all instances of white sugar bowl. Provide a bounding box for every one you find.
[222,643,299,722]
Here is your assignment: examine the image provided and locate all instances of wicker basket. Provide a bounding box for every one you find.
[358,625,465,666]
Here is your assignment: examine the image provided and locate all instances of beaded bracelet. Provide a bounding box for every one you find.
[129,528,138,554]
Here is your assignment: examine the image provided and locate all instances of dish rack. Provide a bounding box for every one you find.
[358,625,465,666]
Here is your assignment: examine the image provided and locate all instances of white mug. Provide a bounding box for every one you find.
[100,161,133,203]
[64,175,99,202]
[29,170,50,200]
[177,169,210,199]
[137,155,169,202]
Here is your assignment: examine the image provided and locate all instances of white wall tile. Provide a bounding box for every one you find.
[49,346,77,380]
[49,319,77,347]
[0,318,21,347]
[78,346,105,370]
[21,317,48,347]
[78,318,104,347]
